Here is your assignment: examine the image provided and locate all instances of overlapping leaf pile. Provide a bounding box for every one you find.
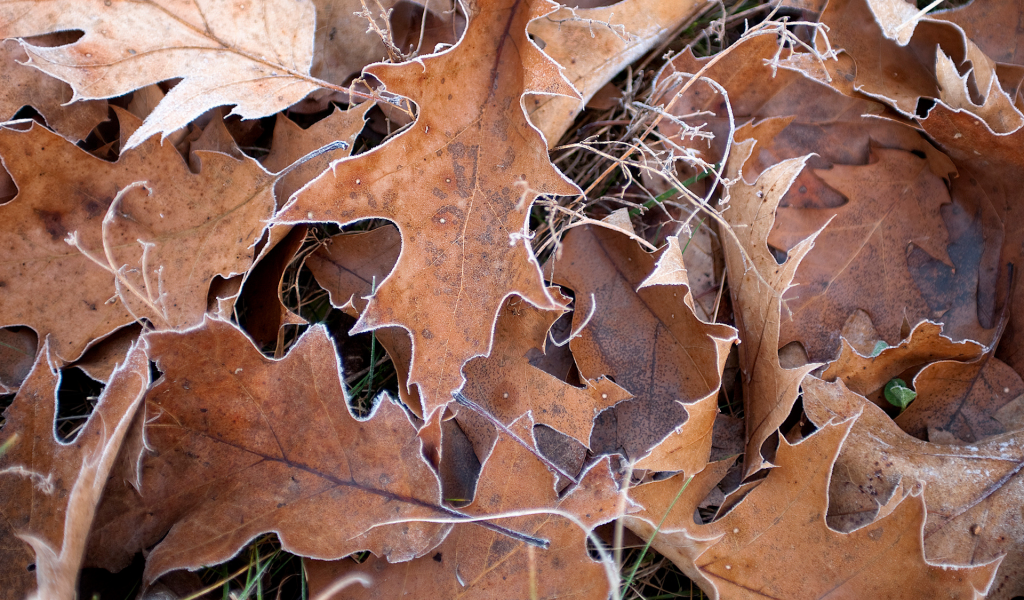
[1,0,1024,598]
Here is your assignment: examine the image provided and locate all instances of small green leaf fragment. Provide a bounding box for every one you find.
[884,378,916,410]
[869,340,888,357]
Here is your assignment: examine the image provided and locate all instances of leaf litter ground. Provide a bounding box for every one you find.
[3,0,1024,598]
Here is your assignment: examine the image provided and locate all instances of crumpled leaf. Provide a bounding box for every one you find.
[526,0,705,144]
[625,416,1001,599]
[548,227,736,472]
[458,291,629,447]
[0,111,275,362]
[933,0,1024,67]
[0,339,148,600]
[86,318,455,582]
[0,38,107,143]
[0,0,325,149]
[719,129,823,477]
[822,320,983,400]
[935,44,1024,134]
[305,415,628,600]
[803,375,1021,599]
[275,0,582,416]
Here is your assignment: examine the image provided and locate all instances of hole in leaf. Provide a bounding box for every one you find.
[915,97,936,118]
[55,367,104,443]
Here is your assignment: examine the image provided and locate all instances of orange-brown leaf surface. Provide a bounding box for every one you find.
[803,376,1024,599]
[305,416,627,600]
[0,38,107,143]
[459,292,629,447]
[0,112,275,361]
[275,0,582,416]
[719,130,822,476]
[625,417,1000,599]
[548,227,736,472]
[0,0,324,148]
[86,319,459,582]
[0,340,148,600]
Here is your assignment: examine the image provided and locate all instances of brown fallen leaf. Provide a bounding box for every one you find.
[0,0,331,148]
[304,225,420,413]
[935,44,1024,135]
[0,110,275,361]
[458,292,629,447]
[918,103,1024,385]
[625,417,1001,599]
[276,0,582,416]
[0,327,36,394]
[802,375,1022,599]
[305,415,627,600]
[70,324,143,384]
[0,339,148,600]
[772,146,960,362]
[652,35,954,198]
[296,0,464,112]
[897,352,1024,443]
[822,320,983,399]
[933,0,1024,68]
[548,227,736,472]
[718,128,823,477]
[262,103,373,208]
[235,103,371,349]
[526,0,705,144]
[0,38,107,143]
[819,0,966,117]
[85,318,492,584]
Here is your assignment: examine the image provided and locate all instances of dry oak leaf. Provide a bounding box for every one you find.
[718,131,823,477]
[771,146,956,363]
[652,35,956,217]
[262,102,372,207]
[0,38,107,143]
[802,376,1022,599]
[305,415,627,600]
[0,339,148,600]
[297,0,465,112]
[458,291,630,447]
[822,320,983,400]
[275,0,582,417]
[933,0,1024,68]
[935,44,1024,135]
[897,351,1024,443]
[548,227,736,472]
[305,225,421,414]
[0,0,325,149]
[0,110,275,361]
[233,104,372,349]
[85,318,460,583]
[917,104,1024,385]
[624,416,1000,599]
[526,0,705,144]
[818,0,967,118]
